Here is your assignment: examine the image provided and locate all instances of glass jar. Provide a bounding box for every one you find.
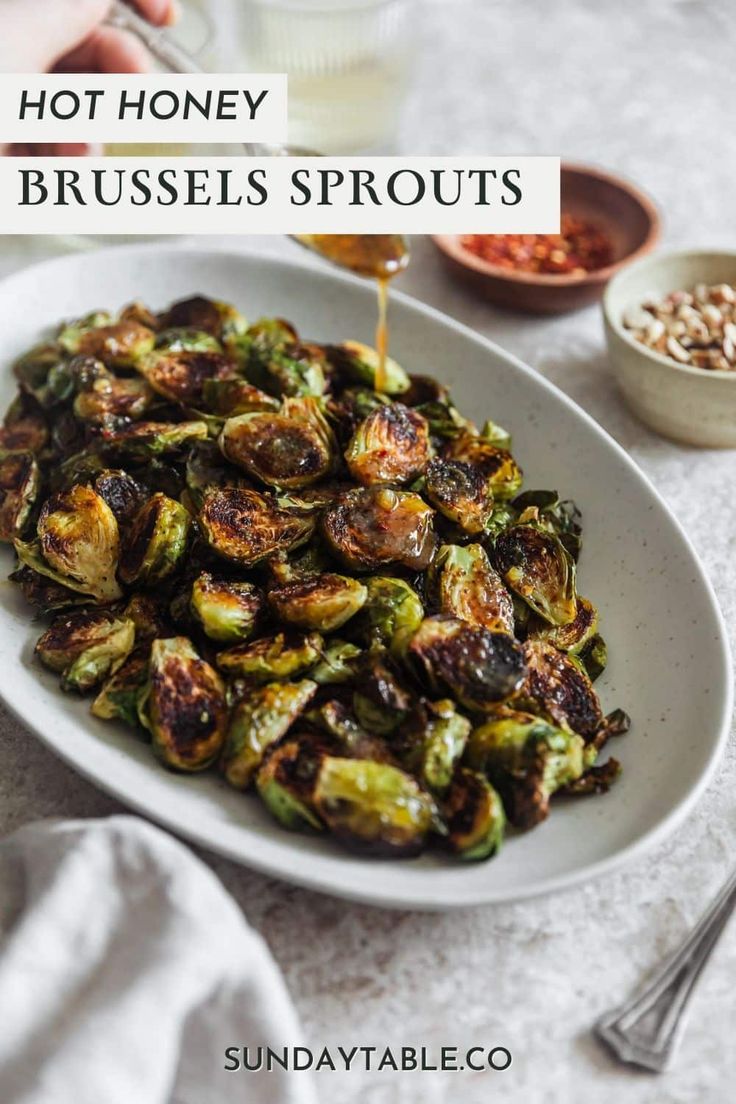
[235,0,417,154]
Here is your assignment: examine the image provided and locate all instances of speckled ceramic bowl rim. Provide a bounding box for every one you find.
[433,162,661,289]
[604,248,736,382]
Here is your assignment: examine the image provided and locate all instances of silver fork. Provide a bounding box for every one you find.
[595,866,736,1072]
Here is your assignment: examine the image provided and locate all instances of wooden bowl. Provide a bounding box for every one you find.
[432,163,661,315]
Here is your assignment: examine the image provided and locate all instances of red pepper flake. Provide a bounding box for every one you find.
[460,214,614,276]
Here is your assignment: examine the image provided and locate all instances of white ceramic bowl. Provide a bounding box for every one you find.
[0,246,731,909]
[604,249,736,447]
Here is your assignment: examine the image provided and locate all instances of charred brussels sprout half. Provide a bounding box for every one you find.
[269,573,367,633]
[405,616,526,712]
[216,631,323,681]
[325,340,410,395]
[35,609,135,693]
[443,768,505,860]
[101,420,208,460]
[345,403,431,486]
[443,435,522,500]
[73,376,152,424]
[314,757,438,856]
[157,295,247,341]
[59,316,155,367]
[394,699,470,794]
[93,470,147,527]
[530,596,598,654]
[351,575,424,654]
[308,639,362,685]
[139,348,234,406]
[190,572,263,643]
[322,486,436,572]
[91,649,149,727]
[433,543,514,634]
[221,679,317,790]
[352,656,412,736]
[118,493,191,587]
[256,733,327,832]
[0,450,39,542]
[34,483,122,602]
[466,710,585,828]
[201,377,279,417]
[219,405,334,490]
[138,637,227,771]
[494,523,577,626]
[520,639,603,741]
[423,458,493,534]
[199,487,315,567]
[513,489,582,561]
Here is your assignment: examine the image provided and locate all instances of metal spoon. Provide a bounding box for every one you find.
[595,865,736,1072]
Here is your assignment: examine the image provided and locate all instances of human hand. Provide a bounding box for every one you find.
[2,0,178,154]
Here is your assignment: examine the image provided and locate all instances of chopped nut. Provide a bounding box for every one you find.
[623,281,736,372]
[666,336,691,363]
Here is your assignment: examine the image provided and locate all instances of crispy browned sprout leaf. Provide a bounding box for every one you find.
[494,523,577,626]
[325,340,410,395]
[93,470,147,527]
[35,483,122,602]
[10,564,87,615]
[190,571,263,643]
[322,486,436,572]
[138,636,227,771]
[35,608,134,692]
[563,758,621,796]
[269,573,367,633]
[405,616,526,712]
[443,767,505,860]
[221,679,317,790]
[216,630,323,681]
[139,348,234,406]
[59,316,155,367]
[219,404,334,490]
[199,487,315,567]
[443,434,522,500]
[313,757,438,857]
[345,403,431,486]
[519,639,603,741]
[91,648,149,726]
[118,493,191,587]
[73,376,152,424]
[423,457,493,534]
[201,377,279,417]
[0,450,39,542]
[101,420,208,460]
[529,596,598,653]
[433,543,514,634]
[255,732,328,832]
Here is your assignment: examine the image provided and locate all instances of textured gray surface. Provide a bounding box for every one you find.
[1,1,736,1100]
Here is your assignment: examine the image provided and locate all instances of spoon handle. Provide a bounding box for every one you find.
[596,866,736,1072]
[108,1,204,74]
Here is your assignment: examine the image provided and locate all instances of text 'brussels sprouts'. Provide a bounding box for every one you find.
[138,637,227,771]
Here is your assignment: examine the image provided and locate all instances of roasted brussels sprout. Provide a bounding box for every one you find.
[519,639,603,741]
[201,377,279,417]
[216,631,323,681]
[118,493,191,587]
[443,767,505,860]
[308,699,393,763]
[91,649,149,727]
[433,544,514,634]
[352,656,412,735]
[494,523,577,626]
[199,487,315,567]
[255,732,327,832]
[563,757,621,796]
[530,596,598,653]
[93,470,147,527]
[9,563,86,615]
[345,403,431,486]
[123,592,170,642]
[101,420,208,460]
[120,301,159,331]
[155,329,222,354]
[184,439,246,508]
[267,541,335,586]
[59,316,155,367]
[269,573,367,633]
[443,435,523,500]
[73,376,152,424]
[325,340,410,395]
[138,637,227,771]
[0,450,39,542]
[394,698,470,794]
[405,616,526,712]
[35,609,134,692]
[13,341,62,397]
[219,402,335,490]
[466,710,584,827]
[158,295,247,340]
[308,639,362,685]
[423,458,494,534]
[221,679,317,789]
[34,483,122,602]
[254,341,327,399]
[139,348,234,406]
[0,399,48,453]
[513,489,583,561]
[314,757,438,857]
[186,572,261,643]
[415,399,476,442]
[322,486,436,572]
